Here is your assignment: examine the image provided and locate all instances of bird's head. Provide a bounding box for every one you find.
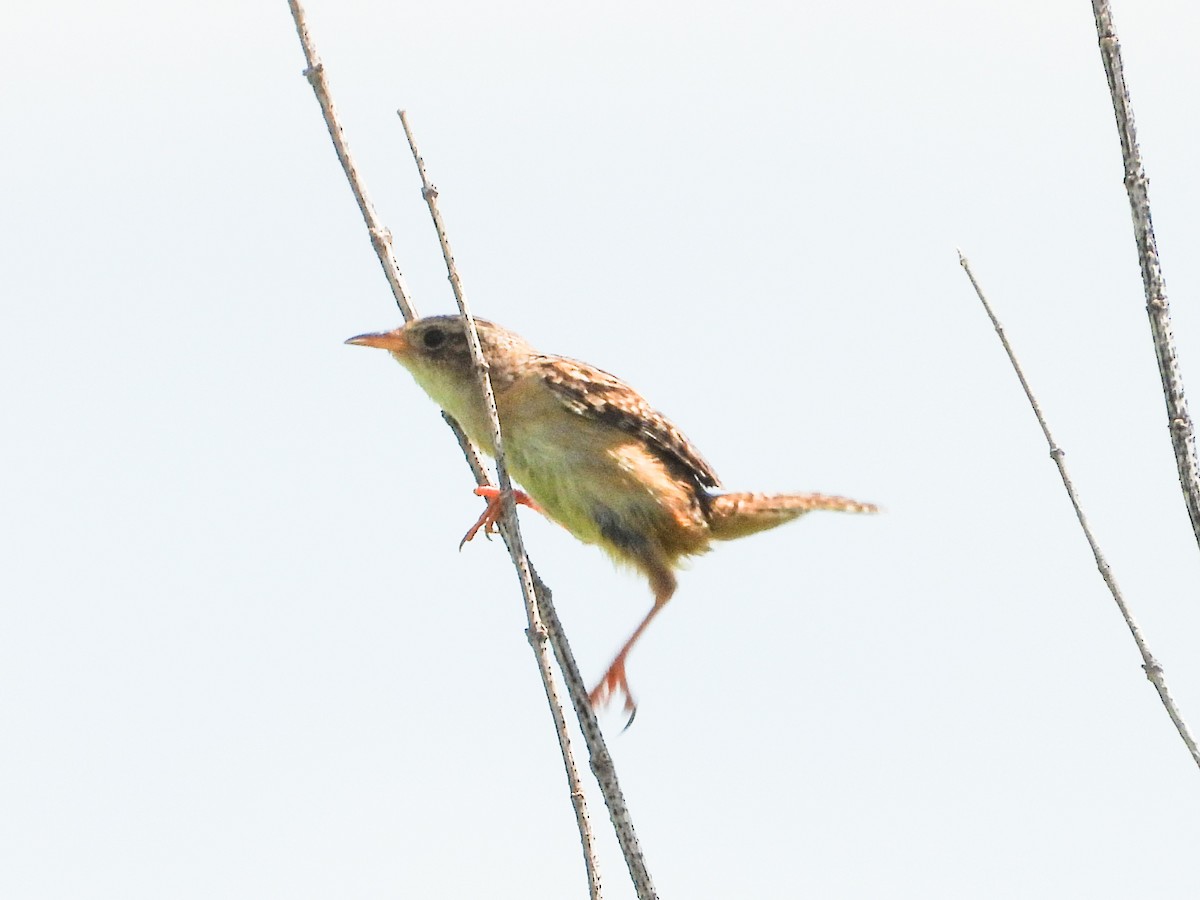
[347,316,535,380]
[346,316,536,429]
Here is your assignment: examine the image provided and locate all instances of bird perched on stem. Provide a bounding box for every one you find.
[348,316,876,721]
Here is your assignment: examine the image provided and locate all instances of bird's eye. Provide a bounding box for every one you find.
[422,328,446,350]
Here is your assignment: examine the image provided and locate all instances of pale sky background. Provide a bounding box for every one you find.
[4,1,1200,897]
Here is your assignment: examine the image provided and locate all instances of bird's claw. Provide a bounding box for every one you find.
[459,486,542,550]
[588,656,639,731]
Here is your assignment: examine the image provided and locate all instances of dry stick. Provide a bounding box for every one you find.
[288,0,485,484]
[396,113,606,900]
[959,253,1200,770]
[399,111,658,900]
[286,4,611,896]
[286,3,652,896]
[288,0,415,322]
[1090,0,1200,553]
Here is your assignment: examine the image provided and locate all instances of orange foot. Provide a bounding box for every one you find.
[459,485,542,549]
[588,653,639,730]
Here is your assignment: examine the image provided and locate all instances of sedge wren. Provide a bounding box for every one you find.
[347,316,876,718]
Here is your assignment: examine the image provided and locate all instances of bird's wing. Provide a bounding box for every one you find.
[531,354,721,489]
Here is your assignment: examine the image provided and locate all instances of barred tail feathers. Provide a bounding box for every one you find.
[706,492,878,541]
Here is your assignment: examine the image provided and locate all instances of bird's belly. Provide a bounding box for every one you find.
[504,421,709,562]
[507,446,610,546]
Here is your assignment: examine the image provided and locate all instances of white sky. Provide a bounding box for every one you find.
[4,1,1200,897]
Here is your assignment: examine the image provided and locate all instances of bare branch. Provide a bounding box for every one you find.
[398,110,613,900]
[439,405,656,899]
[285,3,655,895]
[287,0,416,320]
[1090,0,1200,553]
[526,566,655,899]
[959,252,1200,770]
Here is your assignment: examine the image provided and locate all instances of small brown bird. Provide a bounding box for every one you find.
[348,316,875,718]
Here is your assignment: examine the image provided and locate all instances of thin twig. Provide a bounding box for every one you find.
[959,252,1200,770]
[286,3,635,895]
[288,0,416,321]
[438,401,652,898]
[394,116,660,898]
[523,565,655,899]
[397,110,611,900]
[288,0,484,510]
[1090,1,1200,553]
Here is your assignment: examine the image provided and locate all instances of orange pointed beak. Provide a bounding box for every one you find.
[345,328,409,354]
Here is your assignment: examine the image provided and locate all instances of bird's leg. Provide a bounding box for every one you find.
[588,594,671,728]
[459,485,543,548]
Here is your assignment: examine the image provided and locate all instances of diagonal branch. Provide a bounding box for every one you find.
[1090,0,1200,553]
[959,252,1200,770]
[287,0,481,504]
[287,2,657,897]
[288,0,416,322]
[399,109,658,900]
[396,110,608,900]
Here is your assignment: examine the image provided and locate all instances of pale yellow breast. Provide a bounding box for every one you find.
[402,355,497,455]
